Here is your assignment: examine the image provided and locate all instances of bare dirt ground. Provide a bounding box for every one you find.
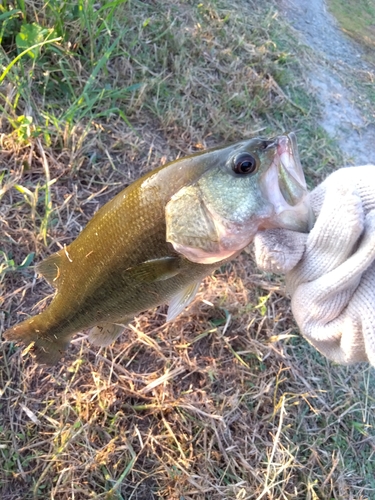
[280,0,375,165]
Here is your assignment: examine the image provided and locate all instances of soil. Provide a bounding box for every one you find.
[280,0,375,165]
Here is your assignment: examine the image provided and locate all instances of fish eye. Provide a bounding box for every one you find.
[232,153,258,175]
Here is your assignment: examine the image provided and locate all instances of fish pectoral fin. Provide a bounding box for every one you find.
[124,257,181,283]
[88,322,128,347]
[37,250,65,288]
[167,280,202,322]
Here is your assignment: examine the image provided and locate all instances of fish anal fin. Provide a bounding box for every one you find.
[88,322,128,347]
[167,280,201,322]
[37,250,64,288]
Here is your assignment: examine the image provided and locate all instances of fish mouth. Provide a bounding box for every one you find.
[261,132,314,233]
[277,132,307,206]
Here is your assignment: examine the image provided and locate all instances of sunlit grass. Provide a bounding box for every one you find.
[327,0,375,63]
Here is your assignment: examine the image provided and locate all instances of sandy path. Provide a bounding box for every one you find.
[280,0,375,165]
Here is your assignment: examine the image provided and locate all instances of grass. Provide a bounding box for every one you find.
[324,0,375,140]
[1,0,374,499]
[327,0,375,64]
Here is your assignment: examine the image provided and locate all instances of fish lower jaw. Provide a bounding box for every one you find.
[171,241,237,264]
[264,199,313,233]
[261,148,312,233]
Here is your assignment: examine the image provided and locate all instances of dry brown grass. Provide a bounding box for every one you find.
[1,0,374,499]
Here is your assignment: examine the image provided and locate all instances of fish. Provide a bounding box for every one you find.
[2,132,312,364]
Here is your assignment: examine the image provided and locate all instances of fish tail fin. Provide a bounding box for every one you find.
[3,315,68,365]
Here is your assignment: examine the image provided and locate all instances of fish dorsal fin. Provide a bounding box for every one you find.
[37,250,64,288]
[124,257,180,283]
[167,279,201,322]
[88,322,127,347]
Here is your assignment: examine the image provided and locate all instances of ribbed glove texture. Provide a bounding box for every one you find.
[254,166,375,365]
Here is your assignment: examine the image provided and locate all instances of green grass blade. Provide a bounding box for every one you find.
[0,37,62,84]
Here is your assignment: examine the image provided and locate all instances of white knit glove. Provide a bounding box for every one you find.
[254,165,375,366]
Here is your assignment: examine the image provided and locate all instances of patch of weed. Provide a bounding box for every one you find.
[327,0,375,63]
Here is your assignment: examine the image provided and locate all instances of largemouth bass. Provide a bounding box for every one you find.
[3,133,311,364]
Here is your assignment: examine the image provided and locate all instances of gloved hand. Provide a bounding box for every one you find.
[254,165,375,366]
